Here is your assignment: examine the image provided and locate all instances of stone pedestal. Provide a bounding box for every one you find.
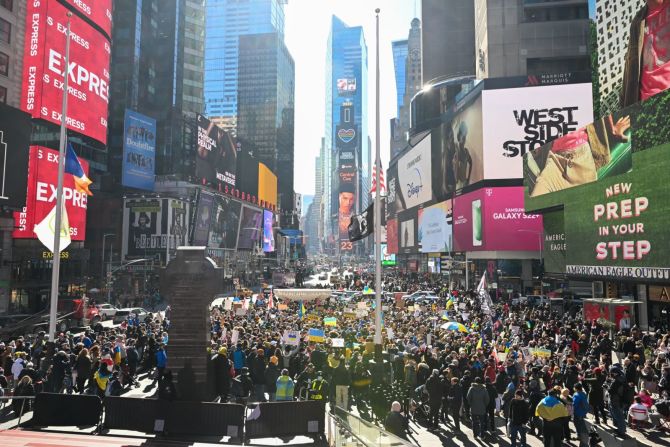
[161,247,223,401]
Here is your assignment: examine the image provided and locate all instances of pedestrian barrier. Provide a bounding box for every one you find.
[244,400,326,441]
[32,393,102,427]
[103,396,161,433]
[166,401,245,442]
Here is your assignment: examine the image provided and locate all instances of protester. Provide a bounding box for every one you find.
[467,377,490,438]
[508,389,530,447]
[384,401,408,440]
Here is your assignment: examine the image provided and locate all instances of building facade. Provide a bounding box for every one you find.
[204,0,287,133]
[323,16,368,252]
[237,32,295,228]
[0,0,26,107]
[391,39,408,116]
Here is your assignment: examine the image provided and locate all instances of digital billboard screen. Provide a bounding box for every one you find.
[338,149,357,251]
[237,205,262,250]
[21,0,111,144]
[195,114,237,189]
[0,103,31,209]
[387,133,432,215]
[453,187,543,252]
[122,109,156,191]
[381,243,396,266]
[13,146,89,241]
[60,0,113,38]
[418,200,452,253]
[481,83,594,180]
[386,218,398,254]
[262,210,275,252]
[191,191,215,246]
[208,195,241,250]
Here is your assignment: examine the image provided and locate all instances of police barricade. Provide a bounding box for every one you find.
[165,401,245,442]
[32,393,103,427]
[244,400,326,441]
[103,396,161,433]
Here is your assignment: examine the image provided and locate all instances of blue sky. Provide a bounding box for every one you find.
[285,0,419,195]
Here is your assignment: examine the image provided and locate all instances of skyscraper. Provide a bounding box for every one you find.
[237,32,295,228]
[391,40,408,116]
[323,16,368,251]
[204,0,287,133]
[108,0,205,180]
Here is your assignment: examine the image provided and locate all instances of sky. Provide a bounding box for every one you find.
[285,0,419,196]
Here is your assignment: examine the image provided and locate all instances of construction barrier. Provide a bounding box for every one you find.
[32,393,102,427]
[166,401,245,442]
[103,396,161,433]
[244,400,326,441]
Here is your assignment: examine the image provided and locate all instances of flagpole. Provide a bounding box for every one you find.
[373,8,383,361]
[48,12,72,341]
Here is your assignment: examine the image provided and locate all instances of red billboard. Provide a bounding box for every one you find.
[453,187,543,252]
[21,0,111,144]
[13,146,89,241]
[59,0,113,38]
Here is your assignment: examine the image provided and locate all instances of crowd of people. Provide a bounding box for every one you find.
[1,269,670,447]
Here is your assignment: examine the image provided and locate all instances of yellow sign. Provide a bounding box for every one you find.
[42,251,69,260]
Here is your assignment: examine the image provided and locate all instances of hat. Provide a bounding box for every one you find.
[270,356,279,365]
[218,347,227,355]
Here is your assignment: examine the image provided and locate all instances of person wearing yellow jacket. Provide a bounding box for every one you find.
[535,387,569,447]
[275,369,295,401]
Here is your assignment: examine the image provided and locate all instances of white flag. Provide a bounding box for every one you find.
[34,202,71,253]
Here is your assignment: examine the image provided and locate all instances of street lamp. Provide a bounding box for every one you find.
[517,229,544,296]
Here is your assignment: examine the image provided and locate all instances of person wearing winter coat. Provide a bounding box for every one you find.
[425,369,444,427]
[446,376,463,431]
[249,348,267,402]
[584,367,607,424]
[536,387,569,447]
[275,369,295,401]
[467,377,491,438]
[264,356,281,401]
[12,375,34,415]
[384,401,408,440]
[485,377,498,433]
[214,347,233,401]
[508,390,530,447]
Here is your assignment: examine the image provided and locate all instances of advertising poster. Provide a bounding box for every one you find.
[208,195,241,250]
[432,96,484,201]
[381,243,397,266]
[337,78,357,95]
[262,210,275,252]
[338,151,357,250]
[123,199,166,258]
[170,200,188,248]
[122,109,156,191]
[386,218,398,254]
[418,200,453,253]
[387,134,432,215]
[591,0,670,118]
[583,301,612,325]
[482,83,594,180]
[235,149,258,198]
[61,0,113,38]
[0,103,31,209]
[258,162,277,209]
[399,214,416,252]
[192,191,215,246]
[13,146,89,241]
[195,114,237,188]
[453,187,543,252]
[543,209,567,274]
[237,205,262,250]
[524,106,634,211]
[614,305,633,330]
[20,0,111,144]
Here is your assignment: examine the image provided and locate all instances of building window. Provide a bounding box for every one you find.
[0,86,6,103]
[0,52,7,76]
[0,18,9,44]
[0,0,11,11]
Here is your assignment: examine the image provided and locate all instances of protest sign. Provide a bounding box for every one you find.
[283,330,300,346]
[308,328,325,343]
[231,329,239,345]
[530,348,552,359]
[331,338,345,348]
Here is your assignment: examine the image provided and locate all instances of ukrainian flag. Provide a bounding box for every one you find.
[299,300,305,319]
[535,395,569,421]
[65,143,93,196]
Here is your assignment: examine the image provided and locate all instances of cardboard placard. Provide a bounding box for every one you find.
[308,328,325,343]
[231,329,239,345]
[283,330,300,346]
[331,338,345,348]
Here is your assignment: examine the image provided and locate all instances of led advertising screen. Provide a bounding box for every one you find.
[481,83,594,180]
[191,191,215,246]
[386,218,398,254]
[338,148,357,251]
[399,211,417,254]
[122,109,156,191]
[60,0,113,38]
[381,243,397,266]
[418,200,452,253]
[453,187,543,252]
[258,162,278,209]
[21,0,111,144]
[337,78,357,95]
[208,195,241,250]
[387,133,432,215]
[237,205,262,250]
[262,210,275,252]
[195,114,237,189]
[13,146,89,241]
[0,103,31,209]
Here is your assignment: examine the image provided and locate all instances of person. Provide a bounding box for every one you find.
[446,376,463,432]
[467,377,490,438]
[621,0,670,108]
[264,355,280,402]
[331,357,351,410]
[585,367,607,424]
[157,370,177,401]
[275,369,295,401]
[607,365,628,437]
[93,363,111,399]
[425,369,444,428]
[106,371,123,397]
[12,375,34,416]
[384,401,408,440]
[572,383,590,447]
[536,387,569,447]
[485,376,498,433]
[249,348,267,402]
[309,370,329,402]
[508,390,530,447]
[74,348,92,393]
[233,367,253,404]
[454,121,473,188]
[628,396,650,425]
[155,344,167,383]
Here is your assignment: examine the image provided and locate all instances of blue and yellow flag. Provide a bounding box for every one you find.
[65,143,93,196]
[298,300,306,319]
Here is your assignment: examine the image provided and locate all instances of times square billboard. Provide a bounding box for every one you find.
[60,0,113,38]
[13,146,90,241]
[21,0,111,144]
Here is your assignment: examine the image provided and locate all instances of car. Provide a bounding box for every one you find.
[511,296,528,306]
[113,307,149,324]
[96,303,119,320]
[526,295,549,306]
[401,290,438,301]
[318,273,327,280]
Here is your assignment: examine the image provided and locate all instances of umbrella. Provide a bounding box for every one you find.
[440,322,469,333]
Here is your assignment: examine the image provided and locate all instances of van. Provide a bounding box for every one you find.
[526,295,549,306]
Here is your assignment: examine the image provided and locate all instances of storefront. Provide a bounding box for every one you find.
[648,285,670,331]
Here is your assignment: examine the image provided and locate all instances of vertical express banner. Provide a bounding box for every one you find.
[21,0,111,144]
[59,0,113,38]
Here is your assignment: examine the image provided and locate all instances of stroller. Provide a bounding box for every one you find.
[409,384,431,421]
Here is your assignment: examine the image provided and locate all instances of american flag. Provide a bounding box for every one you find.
[371,164,385,194]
